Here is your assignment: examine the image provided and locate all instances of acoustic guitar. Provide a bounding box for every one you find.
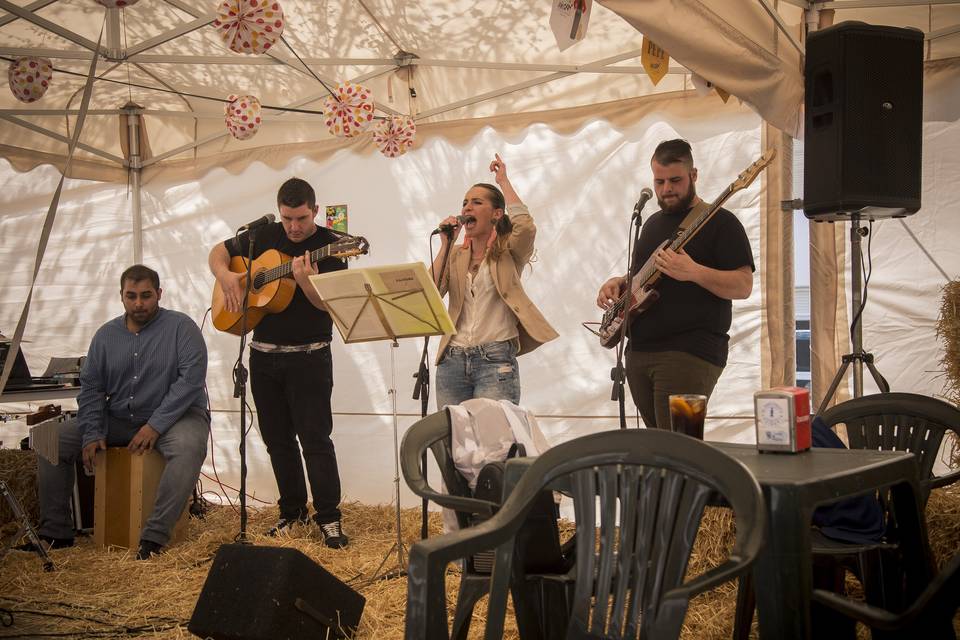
[211,235,369,336]
[595,149,776,349]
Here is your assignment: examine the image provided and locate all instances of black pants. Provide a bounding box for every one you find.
[250,348,342,523]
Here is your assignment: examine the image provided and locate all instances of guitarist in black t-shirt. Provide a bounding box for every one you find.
[208,177,350,547]
[596,140,755,434]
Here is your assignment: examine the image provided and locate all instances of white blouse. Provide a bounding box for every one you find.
[449,260,519,348]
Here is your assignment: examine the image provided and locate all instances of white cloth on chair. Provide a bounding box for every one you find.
[442,399,551,533]
[448,398,550,490]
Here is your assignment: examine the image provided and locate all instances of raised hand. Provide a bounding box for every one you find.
[489,153,508,186]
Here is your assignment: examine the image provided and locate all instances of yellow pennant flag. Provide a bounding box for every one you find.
[641,35,669,86]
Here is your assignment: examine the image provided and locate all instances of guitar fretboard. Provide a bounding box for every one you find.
[253,246,333,289]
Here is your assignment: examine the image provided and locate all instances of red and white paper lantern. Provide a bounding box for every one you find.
[213,0,284,55]
[8,57,53,103]
[373,116,416,158]
[94,0,141,7]
[224,94,262,140]
[322,81,375,138]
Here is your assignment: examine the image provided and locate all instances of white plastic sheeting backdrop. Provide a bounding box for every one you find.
[0,100,763,506]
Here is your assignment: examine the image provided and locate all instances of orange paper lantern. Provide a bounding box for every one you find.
[322,82,375,138]
[214,0,284,55]
[373,116,416,158]
[8,57,53,103]
[224,94,262,140]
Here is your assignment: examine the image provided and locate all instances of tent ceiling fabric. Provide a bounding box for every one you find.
[1,0,959,178]
[0,0,689,175]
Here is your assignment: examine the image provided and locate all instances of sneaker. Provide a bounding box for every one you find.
[14,535,74,552]
[317,520,349,549]
[266,515,310,537]
[136,539,163,560]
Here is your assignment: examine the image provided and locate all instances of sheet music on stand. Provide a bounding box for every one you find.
[309,262,454,582]
[309,262,455,343]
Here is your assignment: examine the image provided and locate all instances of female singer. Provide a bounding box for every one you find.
[432,154,558,409]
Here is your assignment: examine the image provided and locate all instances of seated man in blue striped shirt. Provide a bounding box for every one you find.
[25,264,209,560]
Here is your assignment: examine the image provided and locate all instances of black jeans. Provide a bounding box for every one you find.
[250,348,341,523]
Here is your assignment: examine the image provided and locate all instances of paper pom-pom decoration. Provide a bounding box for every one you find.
[214,0,284,55]
[8,57,53,104]
[224,94,262,140]
[373,116,416,158]
[322,82,375,138]
[95,0,141,7]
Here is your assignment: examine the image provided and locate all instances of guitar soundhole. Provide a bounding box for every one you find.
[252,271,266,291]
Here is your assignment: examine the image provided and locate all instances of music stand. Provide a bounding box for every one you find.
[309,262,455,581]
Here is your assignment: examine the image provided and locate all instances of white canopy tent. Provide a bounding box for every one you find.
[1,0,958,506]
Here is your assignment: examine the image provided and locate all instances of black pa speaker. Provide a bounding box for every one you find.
[188,544,365,640]
[803,22,924,221]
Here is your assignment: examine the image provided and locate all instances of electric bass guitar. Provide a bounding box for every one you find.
[595,149,776,349]
[211,235,369,336]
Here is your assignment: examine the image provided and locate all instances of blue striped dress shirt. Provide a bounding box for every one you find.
[77,308,208,447]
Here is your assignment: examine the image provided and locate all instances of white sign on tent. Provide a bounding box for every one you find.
[550,0,593,51]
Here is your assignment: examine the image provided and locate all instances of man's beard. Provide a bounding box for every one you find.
[128,307,158,327]
[658,188,697,215]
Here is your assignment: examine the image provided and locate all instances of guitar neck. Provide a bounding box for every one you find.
[260,246,331,285]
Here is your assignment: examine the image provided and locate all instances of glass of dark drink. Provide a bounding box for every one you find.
[668,394,707,439]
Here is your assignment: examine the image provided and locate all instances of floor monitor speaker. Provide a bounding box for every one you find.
[188,544,365,640]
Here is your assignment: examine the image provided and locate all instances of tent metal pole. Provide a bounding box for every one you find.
[0,0,58,29]
[0,0,100,53]
[126,109,143,264]
[0,113,125,164]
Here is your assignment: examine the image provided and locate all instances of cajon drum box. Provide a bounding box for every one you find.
[93,448,188,549]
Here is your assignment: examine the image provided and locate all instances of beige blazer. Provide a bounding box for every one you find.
[436,203,559,364]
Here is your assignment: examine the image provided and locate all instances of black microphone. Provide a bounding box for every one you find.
[238,213,276,231]
[633,188,653,218]
[431,214,476,235]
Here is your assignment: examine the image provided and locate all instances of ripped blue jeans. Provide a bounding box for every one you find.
[435,340,521,409]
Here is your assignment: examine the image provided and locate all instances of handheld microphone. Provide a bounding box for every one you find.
[238,214,276,231]
[431,214,476,235]
[633,188,653,218]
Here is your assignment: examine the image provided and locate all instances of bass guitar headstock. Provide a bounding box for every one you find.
[731,148,777,194]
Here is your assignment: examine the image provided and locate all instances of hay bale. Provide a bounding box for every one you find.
[1,489,958,640]
[0,449,38,535]
[937,280,960,468]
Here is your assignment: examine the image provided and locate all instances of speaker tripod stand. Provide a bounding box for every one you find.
[816,216,890,416]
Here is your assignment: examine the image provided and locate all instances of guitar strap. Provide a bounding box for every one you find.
[675,200,712,237]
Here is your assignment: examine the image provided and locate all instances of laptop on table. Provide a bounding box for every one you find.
[0,342,70,392]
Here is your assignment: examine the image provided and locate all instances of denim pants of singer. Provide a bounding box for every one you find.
[435,339,521,409]
[250,347,342,523]
[37,407,209,545]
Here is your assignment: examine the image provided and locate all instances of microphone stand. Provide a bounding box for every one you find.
[412,227,456,539]
[232,226,259,543]
[611,198,648,429]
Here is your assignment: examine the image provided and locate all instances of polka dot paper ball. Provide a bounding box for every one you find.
[8,57,53,103]
[214,0,284,55]
[373,116,416,158]
[224,94,262,140]
[322,81,375,138]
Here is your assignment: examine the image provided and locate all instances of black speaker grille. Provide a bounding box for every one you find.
[804,22,923,218]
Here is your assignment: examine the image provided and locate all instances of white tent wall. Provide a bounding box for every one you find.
[1,93,763,506]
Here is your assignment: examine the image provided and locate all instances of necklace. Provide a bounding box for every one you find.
[469,250,484,274]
